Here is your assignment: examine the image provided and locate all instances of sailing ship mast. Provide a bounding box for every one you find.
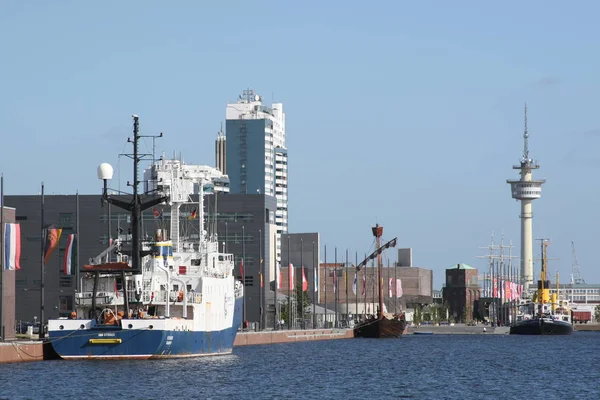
[372,224,384,317]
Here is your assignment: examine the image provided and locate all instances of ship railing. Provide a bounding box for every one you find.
[141,290,203,304]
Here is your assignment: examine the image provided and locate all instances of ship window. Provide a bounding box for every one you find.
[191,259,201,266]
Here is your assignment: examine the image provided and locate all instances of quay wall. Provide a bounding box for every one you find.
[0,341,44,363]
[234,328,353,346]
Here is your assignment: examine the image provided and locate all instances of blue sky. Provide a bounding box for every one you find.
[2,1,600,288]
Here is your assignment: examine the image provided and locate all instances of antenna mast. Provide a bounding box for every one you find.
[523,103,529,162]
[571,241,585,285]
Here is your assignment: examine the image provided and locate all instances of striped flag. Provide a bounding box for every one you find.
[3,223,21,270]
[333,269,337,293]
[352,273,357,295]
[389,277,393,297]
[63,234,76,275]
[396,278,403,298]
[288,263,294,290]
[301,266,308,292]
[43,225,62,264]
[277,262,281,290]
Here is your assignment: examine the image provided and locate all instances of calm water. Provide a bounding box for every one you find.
[1,332,599,399]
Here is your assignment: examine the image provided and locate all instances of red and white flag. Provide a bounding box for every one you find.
[288,263,294,290]
[389,278,393,297]
[301,266,308,292]
[396,278,403,298]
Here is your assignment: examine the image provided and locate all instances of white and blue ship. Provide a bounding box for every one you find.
[48,117,243,359]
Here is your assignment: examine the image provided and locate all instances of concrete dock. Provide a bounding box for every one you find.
[408,325,510,335]
[0,341,44,363]
[234,328,353,346]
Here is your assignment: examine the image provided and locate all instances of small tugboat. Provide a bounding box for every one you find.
[353,224,406,338]
[510,239,573,335]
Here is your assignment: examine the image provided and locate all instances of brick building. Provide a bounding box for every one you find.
[442,263,481,322]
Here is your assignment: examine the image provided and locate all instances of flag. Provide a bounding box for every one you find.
[314,266,318,293]
[396,278,403,298]
[362,273,366,296]
[63,234,76,275]
[259,271,263,288]
[239,258,244,278]
[3,223,21,270]
[344,271,347,292]
[301,266,308,292]
[352,273,357,295]
[333,269,337,293]
[43,225,62,264]
[188,208,197,220]
[389,277,393,297]
[288,263,294,290]
[277,262,281,290]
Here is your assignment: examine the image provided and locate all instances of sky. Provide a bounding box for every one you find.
[2,1,600,288]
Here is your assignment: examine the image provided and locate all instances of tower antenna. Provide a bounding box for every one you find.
[523,103,529,162]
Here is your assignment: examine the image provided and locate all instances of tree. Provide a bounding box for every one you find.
[595,304,600,323]
[278,283,311,326]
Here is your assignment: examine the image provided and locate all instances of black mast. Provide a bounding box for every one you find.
[102,115,167,272]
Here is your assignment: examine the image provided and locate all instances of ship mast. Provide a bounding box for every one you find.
[372,224,384,317]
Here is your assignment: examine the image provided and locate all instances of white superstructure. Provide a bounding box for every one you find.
[144,158,230,194]
[507,105,546,292]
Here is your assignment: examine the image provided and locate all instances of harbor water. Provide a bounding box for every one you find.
[1,332,599,399]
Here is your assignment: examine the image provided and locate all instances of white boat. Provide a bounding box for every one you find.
[47,116,243,359]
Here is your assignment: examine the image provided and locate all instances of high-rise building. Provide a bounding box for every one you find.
[215,124,226,174]
[226,89,287,262]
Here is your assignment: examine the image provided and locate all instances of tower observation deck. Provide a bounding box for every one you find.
[506,104,545,292]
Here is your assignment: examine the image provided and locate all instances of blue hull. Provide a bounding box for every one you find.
[49,297,243,359]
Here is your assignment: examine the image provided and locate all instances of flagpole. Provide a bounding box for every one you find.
[259,228,262,331]
[334,247,337,328]
[300,238,304,329]
[39,182,45,339]
[76,191,80,294]
[324,245,327,328]
[345,248,348,325]
[0,173,4,341]
[394,254,397,313]
[312,241,316,329]
[287,235,290,330]
[273,232,278,330]
[363,253,367,316]
[355,251,358,321]
[242,225,246,329]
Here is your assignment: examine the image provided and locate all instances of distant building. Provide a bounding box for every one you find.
[226,89,287,263]
[215,126,226,174]
[442,263,481,322]
[5,193,276,328]
[0,206,17,340]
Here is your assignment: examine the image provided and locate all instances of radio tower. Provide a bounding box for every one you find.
[507,104,546,293]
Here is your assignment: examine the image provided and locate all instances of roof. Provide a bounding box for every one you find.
[449,263,475,270]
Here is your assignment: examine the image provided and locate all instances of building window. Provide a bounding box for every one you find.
[59,213,74,228]
[59,295,73,313]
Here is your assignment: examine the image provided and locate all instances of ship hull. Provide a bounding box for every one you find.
[510,318,573,335]
[354,316,406,338]
[48,297,243,359]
